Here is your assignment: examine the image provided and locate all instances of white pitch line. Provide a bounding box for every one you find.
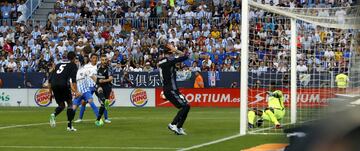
[0,117,237,130]
[0,145,179,150]
[178,134,241,151]
[180,119,317,151]
[0,117,122,130]
[248,119,316,134]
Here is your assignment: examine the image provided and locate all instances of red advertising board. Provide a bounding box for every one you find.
[155,88,334,107]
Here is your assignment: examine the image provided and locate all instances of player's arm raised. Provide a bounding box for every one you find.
[168,45,189,64]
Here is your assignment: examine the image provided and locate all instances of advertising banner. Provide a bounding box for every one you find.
[0,88,155,107]
[156,88,240,107]
[155,88,334,107]
[111,88,155,107]
[0,89,28,107]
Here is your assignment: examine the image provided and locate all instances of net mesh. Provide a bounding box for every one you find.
[246,2,360,134]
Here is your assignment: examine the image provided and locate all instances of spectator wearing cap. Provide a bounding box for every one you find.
[143,62,153,72]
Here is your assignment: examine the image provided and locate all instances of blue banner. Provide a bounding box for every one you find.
[0,71,339,88]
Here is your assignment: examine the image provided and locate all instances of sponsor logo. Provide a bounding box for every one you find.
[130,89,148,107]
[0,92,10,102]
[34,89,52,107]
[184,93,240,103]
[156,88,333,107]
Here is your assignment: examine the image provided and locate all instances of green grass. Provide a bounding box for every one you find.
[0,107,287,151]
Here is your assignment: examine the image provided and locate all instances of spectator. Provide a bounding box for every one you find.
[1,1,12,19]
[6,56,17,72]
[190,61,201,72]
[335,71,349,93]
[297,61,308,72]
[143,62,153,72]
[193,71,204,88]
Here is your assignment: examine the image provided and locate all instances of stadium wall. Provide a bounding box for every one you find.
[0,87,334,107]
[155,88,334,108]
[0,88,155,107]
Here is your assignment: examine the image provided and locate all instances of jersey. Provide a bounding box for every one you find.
[97,65,113,88]
[76,63,97,93]
[268,90,284,111]
[335,73,348,88]
[158,56,188,92]
[49,62,77,87]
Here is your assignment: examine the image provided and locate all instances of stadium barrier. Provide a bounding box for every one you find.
[0,88,155,107]
[155,88,334,107]
[0,87,340,108]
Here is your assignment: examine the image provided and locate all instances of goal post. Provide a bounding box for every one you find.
[240,0,249,136]
[240,1,360,134]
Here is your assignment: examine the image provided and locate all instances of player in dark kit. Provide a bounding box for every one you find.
[94,55,113,126]
[158,44,190,135]
[48,51,81,131]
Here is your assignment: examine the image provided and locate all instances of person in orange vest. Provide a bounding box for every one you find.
[194,71,204,88]
[335,71,349,94]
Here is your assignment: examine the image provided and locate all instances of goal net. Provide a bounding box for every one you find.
[241,1,360,134]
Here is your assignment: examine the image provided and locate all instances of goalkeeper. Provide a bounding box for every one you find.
[248,83,285,129]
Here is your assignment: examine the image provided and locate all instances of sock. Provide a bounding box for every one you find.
[171,109,183,125]
[104,109,108,119]
[89,101,99,117]
[67,108,75,128]
[54,106,65,116]
[97,105,105,121]
[177,105,190,128]
[79,104,86,119]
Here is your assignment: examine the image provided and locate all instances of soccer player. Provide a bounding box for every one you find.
[158,43,190,135]
[248,83,285,129]
[48,51,79,131]
[75,55,113,125]
[72,53,99,121]
[74,101,110,123]
[94,54,113,126]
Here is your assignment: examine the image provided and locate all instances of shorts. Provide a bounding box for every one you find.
[73,91,93,106]
[51,85,72,105]
[102,86,112,99]
[163,90,188,109]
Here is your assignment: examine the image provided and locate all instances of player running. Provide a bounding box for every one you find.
[48,51,79,131]
[158,43,190,135]
[72,53,99,122]
[248,83,285,129]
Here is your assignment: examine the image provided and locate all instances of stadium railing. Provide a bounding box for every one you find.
[24,0,41,19]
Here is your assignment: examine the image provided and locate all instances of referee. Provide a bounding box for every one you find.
[158,43,190,135]
[95,55,113,126]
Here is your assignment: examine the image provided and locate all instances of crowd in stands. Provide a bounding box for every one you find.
[0,0,27,21]
[0,0,357,74]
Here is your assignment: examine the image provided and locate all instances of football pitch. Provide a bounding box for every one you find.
[0,107,287,151]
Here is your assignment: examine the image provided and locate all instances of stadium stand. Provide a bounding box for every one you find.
[0,0,356,75]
